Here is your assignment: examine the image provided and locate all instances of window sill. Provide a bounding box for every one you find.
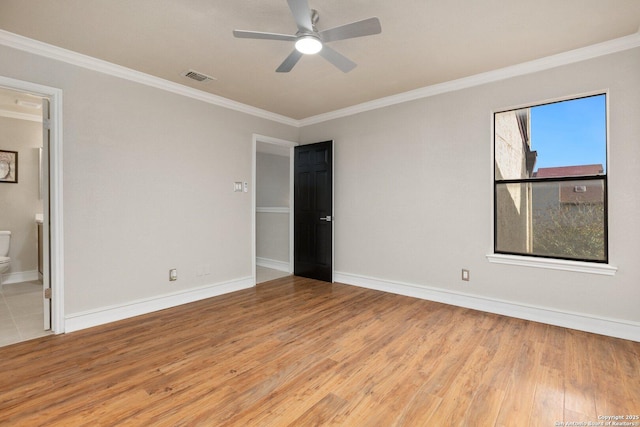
[486,254,617,276]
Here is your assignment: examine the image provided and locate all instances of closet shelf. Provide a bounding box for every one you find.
[256,207,290,214]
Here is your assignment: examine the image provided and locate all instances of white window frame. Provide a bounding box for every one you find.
[488,91,617,276]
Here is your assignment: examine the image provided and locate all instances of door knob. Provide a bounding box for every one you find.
[319,216,333,222]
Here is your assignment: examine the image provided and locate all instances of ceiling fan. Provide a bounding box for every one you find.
[233,0,381,73]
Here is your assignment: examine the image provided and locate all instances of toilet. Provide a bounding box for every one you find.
[0,231,11,279]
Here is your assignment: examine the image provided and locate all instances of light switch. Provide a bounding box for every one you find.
[234,182,243,192]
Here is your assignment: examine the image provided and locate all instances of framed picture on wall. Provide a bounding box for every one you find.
[0,150,18,183]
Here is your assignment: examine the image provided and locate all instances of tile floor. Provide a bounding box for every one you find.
[256,266,291,284]
[0,280,51,347]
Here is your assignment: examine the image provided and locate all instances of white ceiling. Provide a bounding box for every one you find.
[0,0,639,120]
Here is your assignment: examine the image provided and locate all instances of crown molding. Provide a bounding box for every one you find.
[1,29,639,128]
[300,31,640,126]
[0,30,299,127]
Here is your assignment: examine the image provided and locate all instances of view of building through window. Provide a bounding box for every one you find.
[494,94,607,262]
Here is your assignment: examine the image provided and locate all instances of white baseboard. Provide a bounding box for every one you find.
[256,257,290,272]
[64,276,254,333]
[334,271,640,342]
[0,270,39,285]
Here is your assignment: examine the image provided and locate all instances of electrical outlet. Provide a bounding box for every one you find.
[461,269,470,281]
[169,268,177,281]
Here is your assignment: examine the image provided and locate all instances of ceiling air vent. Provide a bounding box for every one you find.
[181,69,216,83]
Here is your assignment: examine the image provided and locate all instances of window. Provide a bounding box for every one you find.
[494,94,607,263]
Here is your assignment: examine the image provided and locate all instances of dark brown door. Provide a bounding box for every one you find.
[294,141,333,282]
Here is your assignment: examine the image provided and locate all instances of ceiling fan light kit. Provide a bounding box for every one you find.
[295,35,322,54]
[233,0,381,73]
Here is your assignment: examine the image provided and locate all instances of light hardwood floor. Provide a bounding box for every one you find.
[1,276,638,426]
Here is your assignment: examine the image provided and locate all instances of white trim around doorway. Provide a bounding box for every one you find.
[252,134,298,285]
[0,76,64,334]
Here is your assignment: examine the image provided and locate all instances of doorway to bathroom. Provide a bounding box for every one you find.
[252,135,297,284]
[0,79,62,346]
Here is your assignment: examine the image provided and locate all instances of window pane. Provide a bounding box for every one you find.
[495,182,532,254]
[495,95,606,180]
[531,95,606,174]
[496,179,606,262]
[495,109,534,180]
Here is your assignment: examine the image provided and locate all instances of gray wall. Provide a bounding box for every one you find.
[256,151,290,208]
[0,44,298,314]
[300,47,640,325]
[0,116,42,275]
[1,38,638,332]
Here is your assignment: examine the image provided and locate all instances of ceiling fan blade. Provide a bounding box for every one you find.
[233,30,297,42]
[287,0,313,32]
[318,45,357,73]
[319,17,382,43]
[276,50,304,72]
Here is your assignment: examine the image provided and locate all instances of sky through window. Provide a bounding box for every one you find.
[530,94,606,173]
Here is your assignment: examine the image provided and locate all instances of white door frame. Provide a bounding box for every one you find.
[252,134,298,284]
[0,76,64,333]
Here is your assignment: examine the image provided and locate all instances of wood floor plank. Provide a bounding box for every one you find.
[393,383,443,426]
[425,342,498,426]
[286,393,348,427]
[462,384,505,427]
[589,333,639,416]
[219,358,340,426]
[494,339,542,427]
[530,365,565,426]
[564,330,598,421]
[1,275,638,425]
